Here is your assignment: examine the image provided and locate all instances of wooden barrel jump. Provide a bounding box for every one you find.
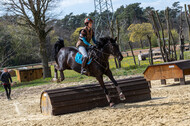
[40,76,151,116]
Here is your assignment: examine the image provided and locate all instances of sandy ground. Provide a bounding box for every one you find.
[1,75,190,126]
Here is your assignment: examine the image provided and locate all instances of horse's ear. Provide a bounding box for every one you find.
[114,37,117,42]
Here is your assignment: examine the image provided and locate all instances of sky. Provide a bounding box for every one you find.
[1,0,190,19]
[56,0,190,18]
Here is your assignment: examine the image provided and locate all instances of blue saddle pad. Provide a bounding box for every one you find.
[75,52,92,65]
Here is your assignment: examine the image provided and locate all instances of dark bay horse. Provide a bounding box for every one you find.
[54,37,126,107]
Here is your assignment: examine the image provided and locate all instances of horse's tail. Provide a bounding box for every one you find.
[54,38,64,63]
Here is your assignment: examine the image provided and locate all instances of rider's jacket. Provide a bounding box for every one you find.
[76,26,94,48]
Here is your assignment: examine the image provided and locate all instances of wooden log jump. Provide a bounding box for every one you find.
[40,76,151,116]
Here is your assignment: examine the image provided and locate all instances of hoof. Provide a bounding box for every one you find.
[60,78,65,81]
[119,92,126,101]
[110,102,115,108]
[52,78,58,82]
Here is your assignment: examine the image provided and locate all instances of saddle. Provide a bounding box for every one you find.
[75,47,94,65]
[75,52,92,65]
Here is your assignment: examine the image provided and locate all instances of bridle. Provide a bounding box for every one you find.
[90,41,121,70]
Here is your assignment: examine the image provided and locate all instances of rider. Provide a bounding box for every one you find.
[76,18,97,74]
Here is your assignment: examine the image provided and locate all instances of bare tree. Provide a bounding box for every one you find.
[2,0,58,78]
[184,4,190,42]
[128,41,136,65]
[108,20,119,68]
[155,11,169,62]
[150,11,166,62]
[147,35,153,65]
[116,18,121,68]
[179,9,184,60]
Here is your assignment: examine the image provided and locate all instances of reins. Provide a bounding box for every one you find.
[90,42,112,70]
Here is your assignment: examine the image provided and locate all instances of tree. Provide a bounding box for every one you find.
[70,27,83,46]
[2,0,58,78]
[127,23,154,48]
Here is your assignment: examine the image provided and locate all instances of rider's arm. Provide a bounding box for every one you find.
[92,36,97,45]
[82,37,91,46]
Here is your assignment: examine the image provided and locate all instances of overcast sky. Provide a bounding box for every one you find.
[56,0,190,18]
[1,0,190,19]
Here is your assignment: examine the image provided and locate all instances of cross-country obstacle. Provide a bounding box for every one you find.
[40,76,151,116]
[144,60,190,85]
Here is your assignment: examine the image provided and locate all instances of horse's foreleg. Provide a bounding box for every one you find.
[96,76,115,107]
[105,69,126,101]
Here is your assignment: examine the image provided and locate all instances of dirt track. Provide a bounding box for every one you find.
[1,76,190,126]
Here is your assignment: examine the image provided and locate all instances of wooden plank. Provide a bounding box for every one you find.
[51,93,151,116]
[50,88,150,106]
[144,64,183,81]
[46,79,148,94]
[46,81,148,98]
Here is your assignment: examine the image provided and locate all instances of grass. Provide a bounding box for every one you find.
[1,50,190,92]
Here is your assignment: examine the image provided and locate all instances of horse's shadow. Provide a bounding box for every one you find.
[114,97,190,109]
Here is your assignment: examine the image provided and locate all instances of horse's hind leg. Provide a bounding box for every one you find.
[96,76,115,107]
[52,65,59,82]
[53,64,65,82]
[60,70,65,81]
[54,65,58,79]
[105,69,126,101]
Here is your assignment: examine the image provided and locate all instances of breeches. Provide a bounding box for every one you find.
[78,46,88,58]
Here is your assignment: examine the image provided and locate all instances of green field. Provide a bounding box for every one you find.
[1,50,190,92]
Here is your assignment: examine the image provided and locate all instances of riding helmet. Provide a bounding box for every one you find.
[84,18,93,25]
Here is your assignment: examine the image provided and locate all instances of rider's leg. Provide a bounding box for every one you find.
[78,46,88,74]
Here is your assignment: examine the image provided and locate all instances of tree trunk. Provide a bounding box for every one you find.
[155,11,168,62]
[179,10,184,60]
[165,8,171,61]
[114,58,118,68]
[116,18,121,68]
[128,41,136,65]
[185,4,190,45]
[109,20,119,68]
[180,35,185,60]
[147,35,153,65]
[39,33,51,78]
[140,39,143,49]
[170,32,177,60]
[150,11,166,62]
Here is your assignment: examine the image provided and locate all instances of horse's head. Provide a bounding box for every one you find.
[98,37,123,61]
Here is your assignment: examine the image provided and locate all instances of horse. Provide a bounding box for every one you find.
[54,36,126,107]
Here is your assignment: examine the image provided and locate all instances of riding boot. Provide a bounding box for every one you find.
[81,57,88,75]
